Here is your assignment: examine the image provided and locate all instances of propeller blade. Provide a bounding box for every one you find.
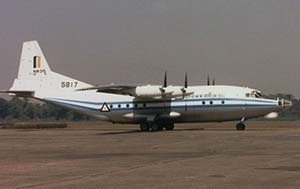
[163,71,167,88]
[207,75,210,86]
[184,72,188,88]
[212,78,215,86]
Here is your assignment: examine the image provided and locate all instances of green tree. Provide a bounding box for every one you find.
[0,98,8,119]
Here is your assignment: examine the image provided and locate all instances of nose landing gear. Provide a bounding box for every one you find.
[236,122,246,130]
[236,118,246,131]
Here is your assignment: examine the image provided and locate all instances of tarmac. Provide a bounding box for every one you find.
[1,121,300,189]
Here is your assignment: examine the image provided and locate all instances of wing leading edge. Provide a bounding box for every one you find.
[77,85,137,96]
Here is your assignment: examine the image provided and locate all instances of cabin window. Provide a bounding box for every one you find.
[118,104,121,108]
[134,104,138,108]
[143,103,147,107]
[202,101,206,105]
[126,104,130,108]
[222,100,225,104]
[110,105,113,108]
[210,101,213,105]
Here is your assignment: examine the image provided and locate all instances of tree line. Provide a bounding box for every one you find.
[0,97,91,121]
[0,94,299,121]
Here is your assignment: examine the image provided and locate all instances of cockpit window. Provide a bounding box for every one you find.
[246,91,264,98]
[255,92,263,98]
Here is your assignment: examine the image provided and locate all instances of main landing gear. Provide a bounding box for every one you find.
[236,118,246,131]
[139,122,174,132]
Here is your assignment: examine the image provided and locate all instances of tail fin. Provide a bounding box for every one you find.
[9,41,93,97]
[17,41,51,79]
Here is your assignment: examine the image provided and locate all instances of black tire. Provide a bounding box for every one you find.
[158,124,164,131]
[236,123,246,131]
[140,123,150,132]
[165,123,175,131]
[150,123,160,132]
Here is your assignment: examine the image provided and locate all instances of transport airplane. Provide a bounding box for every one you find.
[1,41,293,131]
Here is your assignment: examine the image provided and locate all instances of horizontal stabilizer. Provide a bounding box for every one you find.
[0,90,34,97]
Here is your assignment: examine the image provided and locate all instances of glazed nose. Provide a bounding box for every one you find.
[278,99,292,108]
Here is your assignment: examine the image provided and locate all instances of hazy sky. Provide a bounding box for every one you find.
[1,0,300,97]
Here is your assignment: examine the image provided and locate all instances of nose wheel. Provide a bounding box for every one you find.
[236,122,246,131]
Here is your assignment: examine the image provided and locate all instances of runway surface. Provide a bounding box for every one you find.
[1,121,300,189]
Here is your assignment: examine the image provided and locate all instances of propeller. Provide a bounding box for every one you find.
[160,72,193,98]
[160,71,167,94]
[182,72,188,94]
[163,71,167,88]
[160,71,174,97]
[207,75,210,86]
[184,72,188,88]
[212,78,215,86]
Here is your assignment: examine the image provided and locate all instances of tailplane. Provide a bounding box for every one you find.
[7,41,92,97]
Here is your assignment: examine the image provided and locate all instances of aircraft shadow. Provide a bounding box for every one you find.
[96,128,207,136]
[96,130,141,135]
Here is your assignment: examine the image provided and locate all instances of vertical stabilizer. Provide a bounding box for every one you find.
[18,41,52,79]
[9,41,93,96]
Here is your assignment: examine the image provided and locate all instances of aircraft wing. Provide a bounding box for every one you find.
[76,72,194,99]
[77,85,137,96]
[77,84,193,99]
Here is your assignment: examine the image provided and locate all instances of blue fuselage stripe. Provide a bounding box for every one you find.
[48,97,276,106]
[47,98,277,112]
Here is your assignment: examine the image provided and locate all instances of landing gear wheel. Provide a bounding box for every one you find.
[150,123,160,132]
[157,125,164,131]
[140,123,150,132]
[236,123,246,131]
[165,123,175,131]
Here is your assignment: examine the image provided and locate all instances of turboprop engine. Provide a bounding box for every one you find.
[135,85,168,98]
[134,85,192,98]
[134,72,193,98]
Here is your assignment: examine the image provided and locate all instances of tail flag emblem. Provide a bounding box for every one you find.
[33,56,41,68]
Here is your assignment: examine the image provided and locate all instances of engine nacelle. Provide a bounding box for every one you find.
[135,85,164,97]
[134,85,193,98]
[165,86,184,97]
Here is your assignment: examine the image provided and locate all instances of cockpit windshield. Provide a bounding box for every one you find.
[246,91,264,98]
